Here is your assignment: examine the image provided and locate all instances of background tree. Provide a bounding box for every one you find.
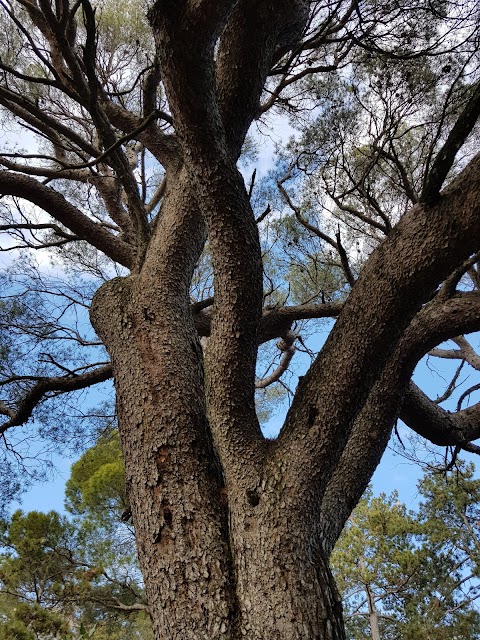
[0,0,480,637]
[0,504,151,639]
[332,464,480,639]
[0,504,151,640]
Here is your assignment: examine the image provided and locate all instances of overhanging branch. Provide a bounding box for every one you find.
[401,384,480,447]
[319,289,480,554]
[0,172,135,268]
[279,144,480,513]
[193,300,343,342]
[0,364,113,434]
[422,80,480,204]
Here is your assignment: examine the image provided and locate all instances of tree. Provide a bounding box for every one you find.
[332,465,480,639]
[0,510,80,639]
[0,0,479,637]
[0,429,156,639]
[0,504,152,639]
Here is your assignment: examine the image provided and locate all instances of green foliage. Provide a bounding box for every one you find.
[0,504,151,639]
[261,207,349,307]
[332,464,480,639]
[65,430,127,521]
[95,0,152,53]
[0,511,76,639]
[0,510,75,597]
[78,623,97,638]
[0,296,28,373]
[63,430,137,582]
[0,601,69,640]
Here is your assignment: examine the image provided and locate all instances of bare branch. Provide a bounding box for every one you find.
[0,87,98,157]
[0,172,134,268]
[335,225,355,287]
[193,300,343,343]
[434,360,465,404]
[255,204,271,224]
[45,109,166,172]
[255,331,296,388]
[278,178,355,286]
[401,384,480,447]
[439,250,480,298]
[457,383,480,411]
[429,336,480,371]
[0,223,77,240]
[0,364,112,434]
[373,143,419,204]
[102,102,180,168]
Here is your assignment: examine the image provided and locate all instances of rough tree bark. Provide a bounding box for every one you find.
[1,0,480,638]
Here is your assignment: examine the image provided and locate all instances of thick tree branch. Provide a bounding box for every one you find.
[401,384,480,447]
[275,151,480,512]
[429,336,480,371]
[142,58,162,119]
[0,88,98,158]
[319,290,480,555]
[216,0,309,158]
[184,0,239,40]
[102,102,180,169]
[422,80,480,204]
[193,301,343,343]
[149,2,284,478]
[148,0,322,482]
[0,172,134,268]
[0,364,112,434]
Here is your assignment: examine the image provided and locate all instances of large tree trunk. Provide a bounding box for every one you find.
[90,182,346,637]
[86,5,479,638]
[2,1,480,638]
[89,174,233,638]
[227,493,345,638]
[91,280,346,640]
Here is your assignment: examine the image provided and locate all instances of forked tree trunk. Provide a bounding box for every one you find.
[91,274,345,640]
[2,0,480,637]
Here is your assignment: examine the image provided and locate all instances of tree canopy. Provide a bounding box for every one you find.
[332,463,480,639]
[0,431,151,638]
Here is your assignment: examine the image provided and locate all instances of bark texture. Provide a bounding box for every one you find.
[91,173,235,638]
